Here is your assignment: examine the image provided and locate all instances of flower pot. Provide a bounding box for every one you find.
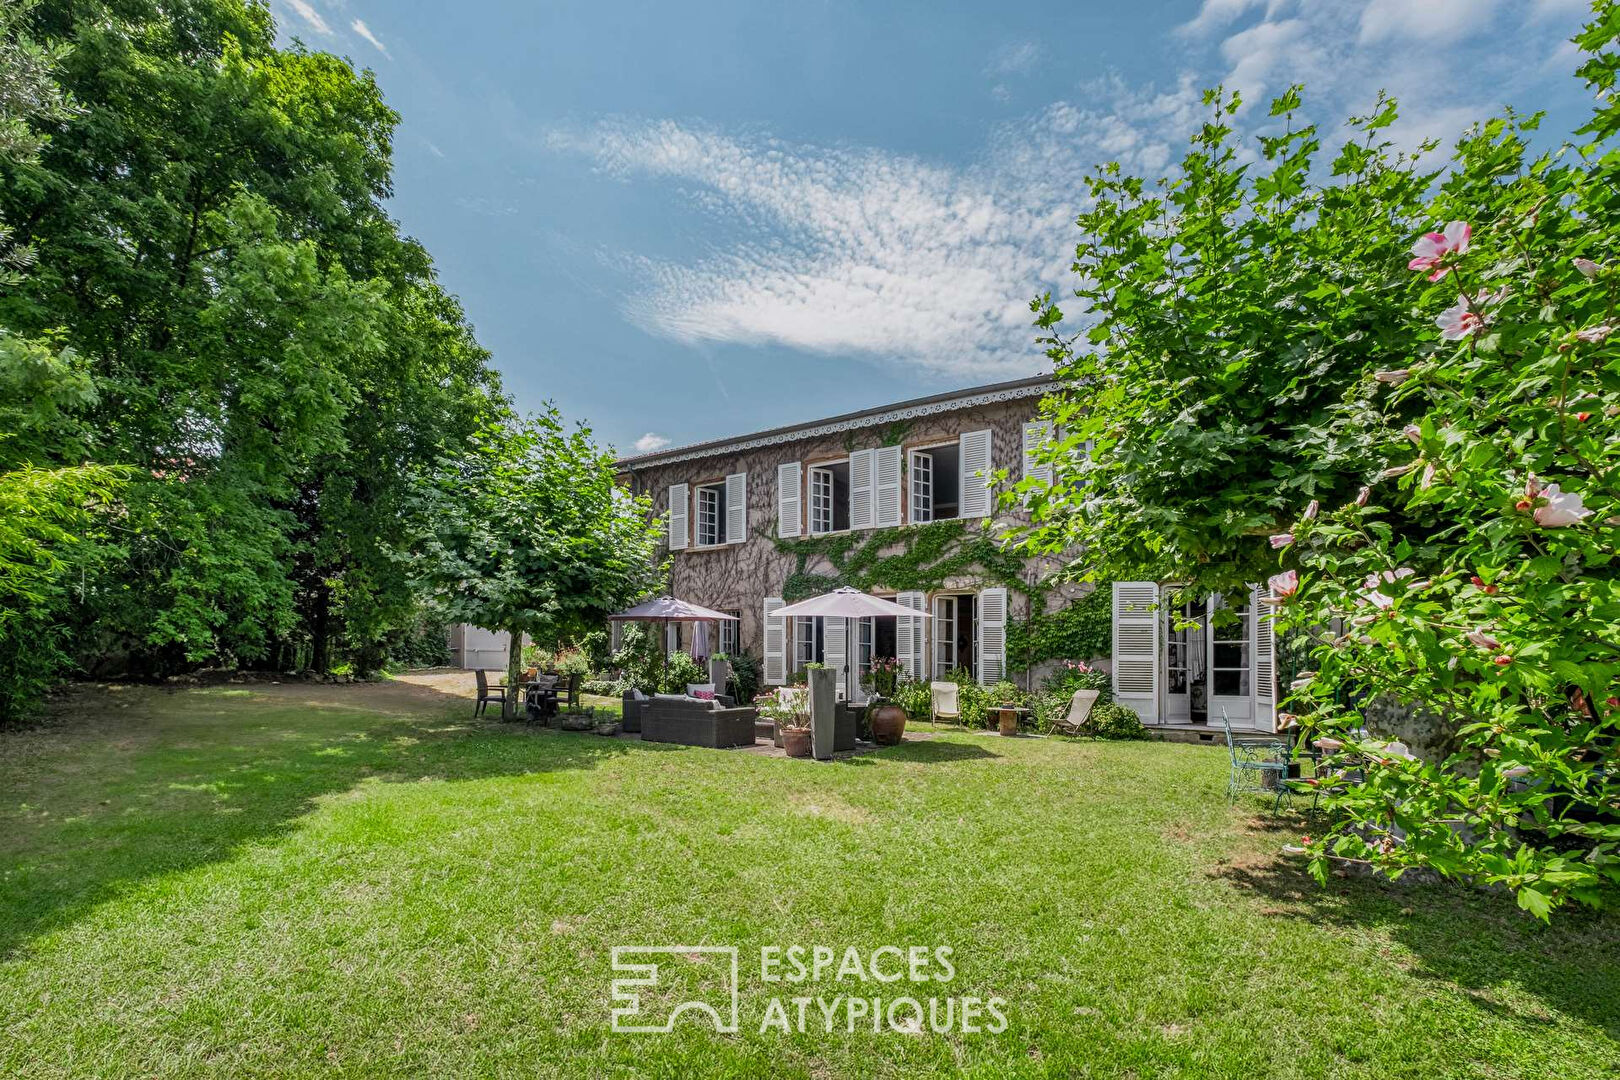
[559,714,592,732]
[997,708,1019,737]
[594,721,621,737]
[869,703,907,746]
[783,727,812,758]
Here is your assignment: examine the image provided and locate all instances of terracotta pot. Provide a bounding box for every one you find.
[869,703,907,746]
[783,727,812,758]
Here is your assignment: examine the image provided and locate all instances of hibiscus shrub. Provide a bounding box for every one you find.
[1016,3,1620,917]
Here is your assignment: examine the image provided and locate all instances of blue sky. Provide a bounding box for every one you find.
[273,0,1599,456]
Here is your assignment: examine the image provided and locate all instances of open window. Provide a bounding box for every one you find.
[910,444,960,522]
[808,460,851,534]
[694,480,728,547]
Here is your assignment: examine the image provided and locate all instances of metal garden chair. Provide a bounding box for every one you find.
[1221,710,1292,811]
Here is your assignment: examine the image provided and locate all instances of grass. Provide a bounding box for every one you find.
[1,674,1616,1078]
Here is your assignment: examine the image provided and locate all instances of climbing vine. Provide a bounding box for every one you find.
[770,520,1110,669]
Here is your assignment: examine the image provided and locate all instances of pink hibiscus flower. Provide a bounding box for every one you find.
[1409,221,1470,280]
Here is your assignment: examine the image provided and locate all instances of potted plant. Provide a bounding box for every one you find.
[760,692,811,757]
[865,656,907,746]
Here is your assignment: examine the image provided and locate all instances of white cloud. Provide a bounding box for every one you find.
[283,0,330,36]
[548,117,1100,377]
[545,0,1593,377]
[1359,0,1498,44]
[987,41,1042,76]
[633,432,672,453]
[1178,0,1271,39]
[351,18,390,57]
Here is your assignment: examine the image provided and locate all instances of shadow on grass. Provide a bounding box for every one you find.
[1213,854,1620,1037]
[0,680,647,961]
[877,740,1001,763]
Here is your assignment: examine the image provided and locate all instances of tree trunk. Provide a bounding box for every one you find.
[504,625,523,721]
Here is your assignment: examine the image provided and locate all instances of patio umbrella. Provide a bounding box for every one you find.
[607,597,739,623]
[607,597,739,683]
[772,588,930,699]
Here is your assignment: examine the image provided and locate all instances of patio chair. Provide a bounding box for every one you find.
[930,681,960,726]
[1053,688,1100,734]
[474,669,506,718]
[1221,710,1291,810]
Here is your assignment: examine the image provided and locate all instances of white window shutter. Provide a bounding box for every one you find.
[977,587,1007,686]
[776,462,801,538]
[763,597,786,685]
[726,472,747,544]
[1252,583,1277,733]
[823,617,848,702]
[896,591,926,678]
[874,445,902,528]
[959,429,993,518]
[1112,582,1160,721]
[1022,421,1053,487]
[849,448,875,529]
[667,483,688,550]
[909,450,932,523]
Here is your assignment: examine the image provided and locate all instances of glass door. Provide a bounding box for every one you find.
[1207,593,1253,726]
[1161,597,1200,723]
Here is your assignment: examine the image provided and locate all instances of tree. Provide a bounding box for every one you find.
[403,412,666,719]
[0,0,127,723]
[0,0,504,680]
[1015,2,1620,916]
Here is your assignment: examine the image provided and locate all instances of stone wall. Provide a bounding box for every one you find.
[619,397,1046,658]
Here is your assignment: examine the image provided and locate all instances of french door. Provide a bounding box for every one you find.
[1207,593,1253,726]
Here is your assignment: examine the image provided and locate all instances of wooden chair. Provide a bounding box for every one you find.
[474,669,507,717]
[930,681,961,726]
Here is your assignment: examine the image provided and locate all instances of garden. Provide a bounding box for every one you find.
[2,676,1616,1079]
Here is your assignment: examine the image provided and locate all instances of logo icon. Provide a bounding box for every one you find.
[610,946,740,1033]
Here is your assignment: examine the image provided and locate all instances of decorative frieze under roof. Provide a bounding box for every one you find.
[615,374,1056,472]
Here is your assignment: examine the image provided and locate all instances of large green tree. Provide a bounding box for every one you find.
[1016,2,1620,916]
[0,0,503,686]
[0,0,127,722]
[403,412,666,719]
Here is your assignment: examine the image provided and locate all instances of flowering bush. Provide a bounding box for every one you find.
[1015,4,1620,917]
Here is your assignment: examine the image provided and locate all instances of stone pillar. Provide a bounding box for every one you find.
[807,666,837,761]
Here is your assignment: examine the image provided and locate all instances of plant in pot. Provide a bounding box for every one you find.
[865,656,907,746]
[760,692,811,758]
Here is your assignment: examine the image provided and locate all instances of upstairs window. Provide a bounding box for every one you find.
[695,481,728,546]
[808,461,851,534]
[909,444,961,522]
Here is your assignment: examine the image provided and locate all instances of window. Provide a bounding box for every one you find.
[793,616,823,670]
[808,461,850,534]
[910,445,960,522]
[718,612,739,657]
[694,481,728,546]
[909,450,933,523]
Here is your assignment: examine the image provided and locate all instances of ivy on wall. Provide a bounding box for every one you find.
[770,520,1111,670]
[1005,587,1112,670]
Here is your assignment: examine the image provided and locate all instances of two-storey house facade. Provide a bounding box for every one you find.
[613,376,1280,731]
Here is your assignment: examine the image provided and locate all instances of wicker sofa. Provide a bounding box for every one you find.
[642,695,759,748]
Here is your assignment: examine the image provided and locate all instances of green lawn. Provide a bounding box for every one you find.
[2,676,1616,1078]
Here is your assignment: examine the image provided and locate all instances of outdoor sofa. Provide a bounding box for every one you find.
[642,694,759,748]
